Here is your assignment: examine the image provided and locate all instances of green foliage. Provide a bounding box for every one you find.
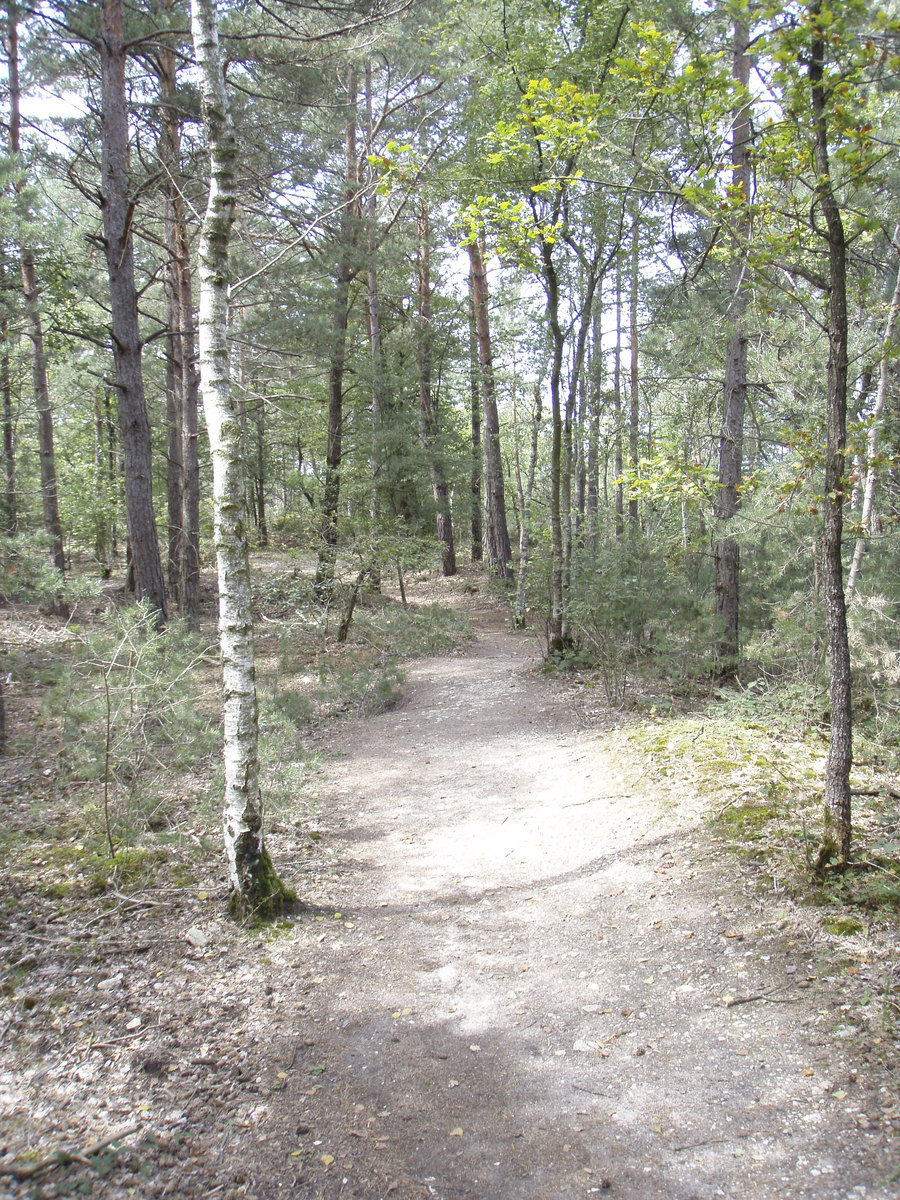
[0,534,101,608]
[50,605,219,847]
[565,535,712,703]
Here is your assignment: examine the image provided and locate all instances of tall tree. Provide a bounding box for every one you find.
[7,7,64,578]
[714,18,751,675]
[417,200,456,575]
[468,234,511,578]
[191,0,293,916]
[314,63,360,600]
[100,0,167,622]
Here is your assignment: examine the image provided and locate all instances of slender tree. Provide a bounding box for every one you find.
[468,234,512,577]
[191,0,293,915]
[7,8,64,578]
[714,18,751,675]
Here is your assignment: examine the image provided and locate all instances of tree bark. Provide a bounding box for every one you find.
[418,204,456,576]
[468,294,483,562]
[1,312,15,537]
[191,0,293,917]
[468,236,511,578]
[100,0,167,624]
[8,10,64,578]
[810,0,852,865]
[585,307,602,553]
[315,65,359,601]
[845,243,900,602]
[613,254,624,537]
[628,210,640,528]
[513,379,542,629]
[541,239,567,652]
[714,18,751,675]
[156,16,199,619]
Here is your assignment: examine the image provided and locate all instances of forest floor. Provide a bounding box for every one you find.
[2,567,900,1200]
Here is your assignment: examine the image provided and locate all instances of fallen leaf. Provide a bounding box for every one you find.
[449,1128,463,1137]
[320,1153,334,1166]
[276,1072,288,1081]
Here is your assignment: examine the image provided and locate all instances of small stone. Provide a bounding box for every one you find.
[186,927,209,949]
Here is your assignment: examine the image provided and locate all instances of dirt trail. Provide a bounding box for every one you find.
[262,600,897,1200]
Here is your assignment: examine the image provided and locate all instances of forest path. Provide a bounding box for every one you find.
[264,598,894,1200]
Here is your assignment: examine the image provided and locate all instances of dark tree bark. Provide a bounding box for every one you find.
[417,203,456,576]
[613,255,624,537]
[100,0,167,624]
[315,65,359,601]
[810,0,852,864]
[585,307,602,554]
[714,19,751,675]
[364,60,386,536]
[628,210,640,529]
[8,10,64,578]
[468,295,483,562]
[541,239,567,651]
[468,236,511,578]
[1,313,15,537]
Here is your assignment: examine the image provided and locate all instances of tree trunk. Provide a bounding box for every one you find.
[541,239,567,652]
[810,1,852,865]
[585,307,602,554]
[714,18,751,675]
[846,244,900,602]
[418,204,456,576]
[513,379,542,629]
[100,0,167,624]
[255,398,267,547]
[191,0,293,918]
[1,313,15,537]
[468,295,483,562]
[8,10,64,579]
[364,61,386,533]
[315,65,359,601]
[561,267,600,640]
[468,236,511,577]
[614,255,624,537]
[628,210,640,528]
[178,215,201,628]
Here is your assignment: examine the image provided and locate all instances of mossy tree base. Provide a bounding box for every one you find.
[228,846,297,922]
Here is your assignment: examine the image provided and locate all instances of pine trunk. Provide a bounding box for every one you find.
[315,66,358,601]
[8,12,64,579]
[418,206,456,576]
[100,0,167,624]
[1,314,15,537]
[810,2,852,865]
[468,237,511,577]
[714,19,751,675]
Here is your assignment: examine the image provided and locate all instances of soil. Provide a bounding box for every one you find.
[2,580,899,1200]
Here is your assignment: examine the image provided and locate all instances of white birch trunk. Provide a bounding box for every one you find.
[191,0,291,914]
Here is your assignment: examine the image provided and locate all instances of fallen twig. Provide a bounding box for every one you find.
[725,985,786,1008]
[0,1122,139,1180]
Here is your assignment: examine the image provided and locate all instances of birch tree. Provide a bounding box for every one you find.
[191,0,293,917]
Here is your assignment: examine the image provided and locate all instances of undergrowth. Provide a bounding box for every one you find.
[630,709,900,925]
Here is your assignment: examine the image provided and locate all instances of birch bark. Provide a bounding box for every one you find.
[191,0,293,916]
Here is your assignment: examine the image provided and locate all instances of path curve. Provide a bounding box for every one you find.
[265,601,894,1200]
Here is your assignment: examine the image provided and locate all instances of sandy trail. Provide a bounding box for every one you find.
[264,603,895,1200]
